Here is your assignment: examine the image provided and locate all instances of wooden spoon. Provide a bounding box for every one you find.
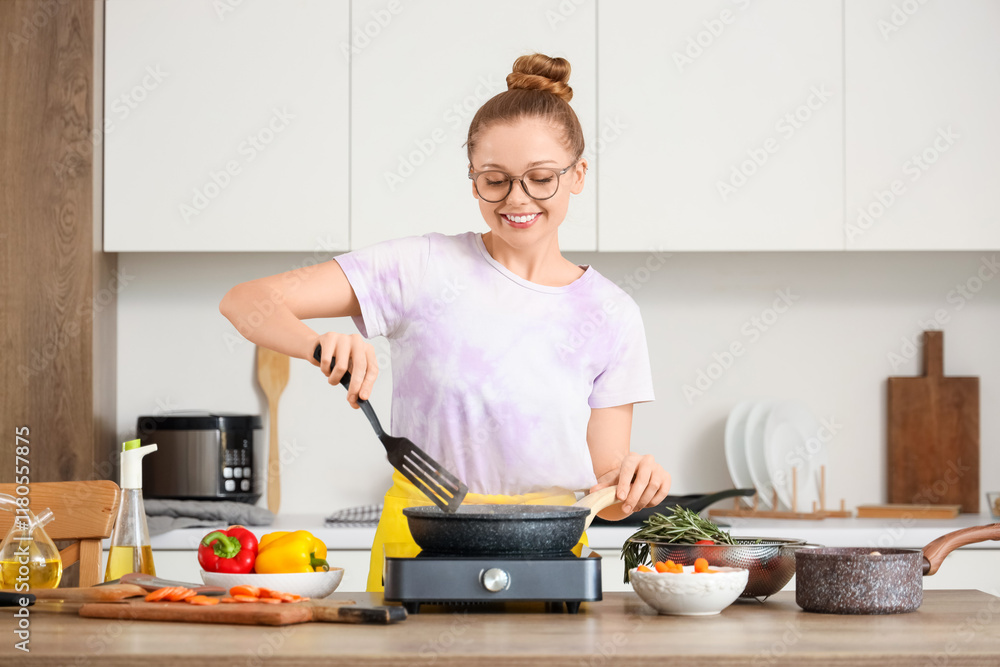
[257,346,290,513]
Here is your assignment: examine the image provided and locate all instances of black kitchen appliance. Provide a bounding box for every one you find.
[136,411,262,503]
[382,542,602,614]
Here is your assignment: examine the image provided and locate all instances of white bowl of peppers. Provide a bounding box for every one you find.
[198,526,343,599]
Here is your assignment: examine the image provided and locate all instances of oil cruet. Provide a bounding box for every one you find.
[104,439,158,581]
[0,494,63,589]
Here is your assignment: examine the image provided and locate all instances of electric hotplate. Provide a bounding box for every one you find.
[382,542,602,614]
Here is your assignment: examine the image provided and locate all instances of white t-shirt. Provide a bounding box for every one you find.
[335,232,654,495]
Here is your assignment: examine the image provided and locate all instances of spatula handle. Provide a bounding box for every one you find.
[313,344,385,438]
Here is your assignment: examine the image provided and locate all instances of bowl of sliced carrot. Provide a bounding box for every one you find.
[628,558,748,616]
[200,568,344,599]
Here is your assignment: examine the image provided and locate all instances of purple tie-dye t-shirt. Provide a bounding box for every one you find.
[335,232,654,495]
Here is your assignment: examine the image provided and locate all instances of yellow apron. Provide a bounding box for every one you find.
[366,471,589,592]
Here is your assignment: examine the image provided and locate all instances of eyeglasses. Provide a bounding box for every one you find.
[468,162,578,203]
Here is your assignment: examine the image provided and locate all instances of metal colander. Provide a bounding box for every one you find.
[639,537,810,599]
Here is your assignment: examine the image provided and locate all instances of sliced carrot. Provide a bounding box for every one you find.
[669,562,684,573]
[233,594,259,603]
[271,592,295,602]
[166,587,195,602]
[220,597,237,603]
[694,558,710,573]
[186,595,220,605]
[229,585,260,598]
[653,561,671,573]
[144,587,172,602]
[636,564,654,573]
[176,589,197,601]
[256,588,275,599]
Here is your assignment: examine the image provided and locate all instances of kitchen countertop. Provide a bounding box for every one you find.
[4,590,999,666]
[141,510,1000,551]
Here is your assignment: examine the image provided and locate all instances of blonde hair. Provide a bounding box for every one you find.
[466,53,585,164]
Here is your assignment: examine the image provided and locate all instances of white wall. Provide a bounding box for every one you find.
[116,247,999,514]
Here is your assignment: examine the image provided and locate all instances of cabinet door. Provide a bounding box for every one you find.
[350,0,597,251]
[597,0,844,251]
[845,0,1000,250]
[104,0,349,252]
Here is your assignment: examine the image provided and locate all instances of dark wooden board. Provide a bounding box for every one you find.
[887,331,979,512]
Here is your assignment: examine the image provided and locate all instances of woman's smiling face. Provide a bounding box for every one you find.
[470,116,586,248]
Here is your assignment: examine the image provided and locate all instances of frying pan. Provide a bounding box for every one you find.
[795,523,1000,614]
[589,487,757,526]
[403,486,620,555]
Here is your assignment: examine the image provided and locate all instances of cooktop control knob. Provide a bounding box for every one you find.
[482,568,510,592]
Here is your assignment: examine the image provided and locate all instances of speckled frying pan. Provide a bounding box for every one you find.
[403,487,620,555]
[795,523,1000,614]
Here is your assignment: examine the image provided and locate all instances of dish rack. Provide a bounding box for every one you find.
[708,465,852,520]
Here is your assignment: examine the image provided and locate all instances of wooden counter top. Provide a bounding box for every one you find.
[3,590,999,666]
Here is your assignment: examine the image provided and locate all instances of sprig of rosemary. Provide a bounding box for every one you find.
[620,506,736,583]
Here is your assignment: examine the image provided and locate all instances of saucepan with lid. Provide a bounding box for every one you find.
[795,523,1000,614]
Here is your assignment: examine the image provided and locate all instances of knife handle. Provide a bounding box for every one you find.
[311,604,407,624]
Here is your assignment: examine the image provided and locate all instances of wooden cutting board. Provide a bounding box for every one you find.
[887,331,979,512]
[77,598,406,626]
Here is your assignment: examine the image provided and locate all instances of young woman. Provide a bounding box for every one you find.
[220,54,671,591]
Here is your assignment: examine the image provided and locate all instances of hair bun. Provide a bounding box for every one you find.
[506,54,573,103]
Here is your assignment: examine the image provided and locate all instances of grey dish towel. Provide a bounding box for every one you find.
[324,504,383,526]
[144,499,275,536]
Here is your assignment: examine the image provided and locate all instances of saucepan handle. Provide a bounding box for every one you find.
[923,523,1000,575]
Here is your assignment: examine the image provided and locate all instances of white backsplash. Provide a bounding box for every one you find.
[116,248,999,515]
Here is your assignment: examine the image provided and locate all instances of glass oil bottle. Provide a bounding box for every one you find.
[0,495,63,589]
[104,439,158,581]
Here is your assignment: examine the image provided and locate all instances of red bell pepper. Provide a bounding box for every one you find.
[198,525,258,574]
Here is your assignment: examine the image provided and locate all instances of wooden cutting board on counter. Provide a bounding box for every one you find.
[78,598,406,626]
[887,331,979,512]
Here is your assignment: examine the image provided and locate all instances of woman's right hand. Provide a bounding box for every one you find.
[312,332,379,409]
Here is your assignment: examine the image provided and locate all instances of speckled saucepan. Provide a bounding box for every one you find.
[402,486,620,555]
[795,523,1000,614]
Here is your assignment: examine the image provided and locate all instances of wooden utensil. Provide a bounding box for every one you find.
[29,584,147,602]
[856,504,961,519]
[78,598,406,626]
[257,346,290,514]
[313,344,468,513]
[887,331,979,512]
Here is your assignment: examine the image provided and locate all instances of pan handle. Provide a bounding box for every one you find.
[922,523,1000,575]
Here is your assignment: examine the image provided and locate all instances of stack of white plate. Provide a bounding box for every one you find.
[724,400,829,512]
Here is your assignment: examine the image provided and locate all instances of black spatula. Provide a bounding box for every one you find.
[313,344,467,513]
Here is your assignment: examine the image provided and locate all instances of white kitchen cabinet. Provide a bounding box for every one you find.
[597,0,844,251]
[845,0,1000,250]
[350,0,597,251]
[104,0,349,251]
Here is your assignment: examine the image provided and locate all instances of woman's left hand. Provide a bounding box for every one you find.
[590,453,671,515]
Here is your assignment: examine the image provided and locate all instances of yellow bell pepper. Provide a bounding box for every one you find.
[253,530,329,574]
